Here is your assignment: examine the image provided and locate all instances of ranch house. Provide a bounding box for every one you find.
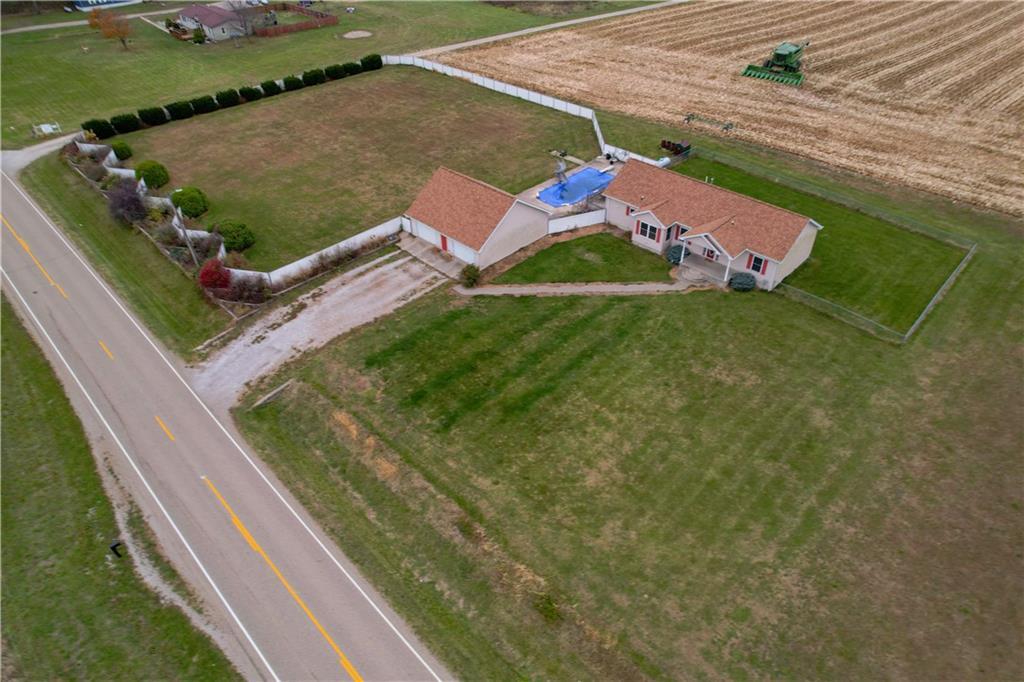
[603,161,822,290]
[178,5,246,41]
[404,167,551,270]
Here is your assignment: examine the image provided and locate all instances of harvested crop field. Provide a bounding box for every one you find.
[443,0,1024,216]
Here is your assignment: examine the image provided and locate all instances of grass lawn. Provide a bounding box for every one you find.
[125,66,597,270]
[673,157,966,331]
[494,232,671,283]
[234,131,1023,678]
[19,154,229,356]
[1,1,647,148]
[0,297,238,680]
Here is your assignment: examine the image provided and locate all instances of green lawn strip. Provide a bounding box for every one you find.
[19,154,229,356]
[2,1,645,148]
[125,66,596,270]
[236,197,1024,678]
[672,157,965,330]
[0,297,238,680]
[494,232,671,283]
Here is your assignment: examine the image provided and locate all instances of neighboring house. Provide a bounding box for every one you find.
[603,161,822,289]
[178,4,246,41]
[404,167,551,270]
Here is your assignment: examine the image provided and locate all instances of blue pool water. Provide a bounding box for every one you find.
[538,167,615,207]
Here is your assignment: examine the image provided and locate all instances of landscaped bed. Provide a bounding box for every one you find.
[123,66,596,270]
[494,232,671,284]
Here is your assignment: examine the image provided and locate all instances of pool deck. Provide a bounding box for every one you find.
[515,156,622,216]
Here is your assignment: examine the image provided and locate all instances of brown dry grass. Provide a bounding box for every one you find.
[442,0,1024,216]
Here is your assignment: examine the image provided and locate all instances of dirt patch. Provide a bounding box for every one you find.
[443,1,1024,216]
[342,30,372,39]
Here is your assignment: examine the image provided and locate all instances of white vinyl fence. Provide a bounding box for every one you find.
[548,209,606,234]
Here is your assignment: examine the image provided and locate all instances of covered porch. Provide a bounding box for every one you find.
[676,236,733,285]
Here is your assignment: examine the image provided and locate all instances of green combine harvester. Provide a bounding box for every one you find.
[742,41,809,86]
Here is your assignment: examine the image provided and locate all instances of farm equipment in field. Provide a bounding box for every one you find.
[741,41,809,86]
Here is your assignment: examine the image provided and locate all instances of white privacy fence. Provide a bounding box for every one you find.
[382,55,668,168]
[548,209,606,234]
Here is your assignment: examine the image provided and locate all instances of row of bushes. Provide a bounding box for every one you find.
[80,54,385,139]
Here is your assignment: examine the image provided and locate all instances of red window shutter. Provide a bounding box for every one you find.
[655,228,661,243]
[634,220,640,234]
[760,258,768,274]
[746,254,753,269]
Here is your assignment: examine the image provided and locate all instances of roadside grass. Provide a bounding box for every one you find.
[125,66,596,270]
[19,154,229,356]
[1,1,643,148]
[235,137,1023,679]
[494,232,671,283]
[0,297,238,680]
[674,157,965,331]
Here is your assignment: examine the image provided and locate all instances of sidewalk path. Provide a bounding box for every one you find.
[1,7,181,35]
[412,0,686,56]
[456,279,709,297]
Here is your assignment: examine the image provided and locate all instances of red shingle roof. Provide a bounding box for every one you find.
[179,4,239,28]
[406,167,517,250]
[604,161,812,261]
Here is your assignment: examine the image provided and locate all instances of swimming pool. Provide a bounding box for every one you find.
[537,167,615,207]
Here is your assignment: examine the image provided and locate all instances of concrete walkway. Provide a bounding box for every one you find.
[1,7,182,35]
[0,133,75,173]
[455,279,710,297]
[412,0,686,56]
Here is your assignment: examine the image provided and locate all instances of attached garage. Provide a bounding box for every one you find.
[405,167,551,270]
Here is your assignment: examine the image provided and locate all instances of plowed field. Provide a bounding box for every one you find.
[442,0,1024,216]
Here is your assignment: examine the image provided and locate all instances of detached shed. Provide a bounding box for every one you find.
[404,167,551,270]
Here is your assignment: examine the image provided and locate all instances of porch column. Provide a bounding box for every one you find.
[723,256,732,282]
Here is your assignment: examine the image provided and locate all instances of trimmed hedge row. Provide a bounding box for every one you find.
[80,53,387,136]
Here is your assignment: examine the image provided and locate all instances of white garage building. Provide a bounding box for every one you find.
[404,167,551,270]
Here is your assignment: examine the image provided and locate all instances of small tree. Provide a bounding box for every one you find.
[216,89,241,107]
[192,25,206,44]
[301,68,326,86]
[137,107,168,126]
[110,140,132,160]
[109,112,141,134]
[134,160,170,188]
[460,264,481,288]
[80,118,115,139]
[165,101,194,120]
[341,61,362,77]
[282,75,304,91]
[89,9,132,50]
[260,80,282,96]
[199,258,231,289]
[107,179,146,225]
[325,64,346,80]
[171,186,209,218]
[360,53,383,71]
[213,220,255,252]
[239,86,262,102]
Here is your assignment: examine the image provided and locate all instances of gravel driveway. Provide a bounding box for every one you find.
[190,253,445,409]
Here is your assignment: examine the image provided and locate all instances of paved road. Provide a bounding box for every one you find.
[412,0,684,57]
[0,7,182,35]
[1,171,451,681]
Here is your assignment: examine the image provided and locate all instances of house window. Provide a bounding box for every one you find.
[750,255,764,273]
[638,222,659,240]
[703,247,717,261]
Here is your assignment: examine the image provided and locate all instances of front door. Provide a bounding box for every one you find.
[440,235,449,252]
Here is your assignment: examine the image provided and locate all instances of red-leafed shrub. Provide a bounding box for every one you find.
[199,258,230,289]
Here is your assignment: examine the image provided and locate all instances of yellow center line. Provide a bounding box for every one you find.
[202,476,364,682]
[154,415,175,441]
[1,213,69,300]
[98,339,114,359]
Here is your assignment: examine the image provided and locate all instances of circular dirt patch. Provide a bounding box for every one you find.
[342,30,372,39]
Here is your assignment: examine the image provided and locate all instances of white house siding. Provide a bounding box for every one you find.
[731,249,779,289]
[477,201,549,269]
[208,21,245,41]
[770,222,818,288]
[629,213,666,254]
[604,196,632,232]
[406,216,478,265]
